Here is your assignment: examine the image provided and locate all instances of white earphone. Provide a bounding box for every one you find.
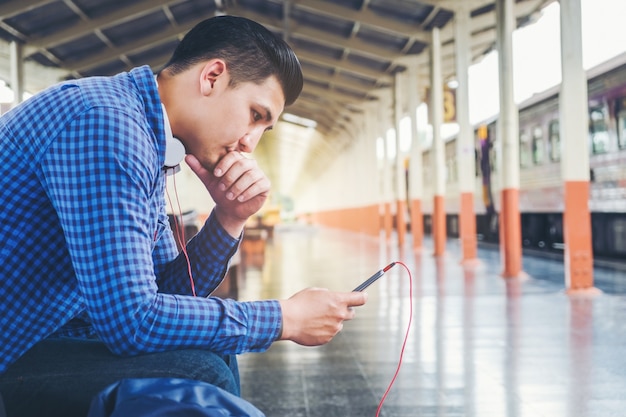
[164,134,185,169]
[161,104,185,173]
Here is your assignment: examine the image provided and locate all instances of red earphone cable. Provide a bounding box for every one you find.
[165,170,196,296]
[375,260,412,416]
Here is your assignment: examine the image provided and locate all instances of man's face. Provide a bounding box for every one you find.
[177,74,285,172]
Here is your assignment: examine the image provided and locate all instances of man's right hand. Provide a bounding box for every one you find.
[278,288,367,346]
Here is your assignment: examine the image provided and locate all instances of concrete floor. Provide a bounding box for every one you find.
[236,224,626,417]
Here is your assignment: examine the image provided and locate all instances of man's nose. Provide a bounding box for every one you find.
[238,132,262,153]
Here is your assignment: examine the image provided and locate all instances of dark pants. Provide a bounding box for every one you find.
[0,338,239,417]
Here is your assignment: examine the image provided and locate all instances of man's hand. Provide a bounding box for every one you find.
[278,288,368,346]
[186,152,270,237]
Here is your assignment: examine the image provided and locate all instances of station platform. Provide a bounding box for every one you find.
[236,224,626,417]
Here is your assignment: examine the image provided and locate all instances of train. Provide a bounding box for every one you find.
[420,51,626,261]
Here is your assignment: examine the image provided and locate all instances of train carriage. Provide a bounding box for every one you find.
[420,51,626,261]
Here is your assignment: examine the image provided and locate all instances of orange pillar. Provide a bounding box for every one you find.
[393,72,407,247]
[430,27,446,257]
[368,204,380,237]
[384,202,392,241]
[407,57,424,252]
[500,188,522,277]
[433,195,446,256]
[459,192,477,261]
[397,200,406,245]
[411,199,423,251]
[559,0,596,293]
[455,5,477,263]
[496,0,522,278]
[563,182,593,291]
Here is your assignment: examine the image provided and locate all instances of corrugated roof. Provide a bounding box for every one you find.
[0,0,554,197]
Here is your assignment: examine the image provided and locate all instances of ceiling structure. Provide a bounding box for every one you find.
[0,0,555,200]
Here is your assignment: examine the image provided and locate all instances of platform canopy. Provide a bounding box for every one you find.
[0,0,554,198]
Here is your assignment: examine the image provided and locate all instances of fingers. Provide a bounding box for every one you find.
[278,288,369,346]
[334,292,367,323]
[344,291,368,309]
[185,154,210,179]
[184,154,219,189]
[214,152,270,202]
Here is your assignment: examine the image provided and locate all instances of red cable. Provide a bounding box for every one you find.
[375,260,412,416]
[165,171,196,296]
[166,176,411,408]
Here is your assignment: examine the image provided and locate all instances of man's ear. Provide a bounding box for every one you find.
[200,59,226,96]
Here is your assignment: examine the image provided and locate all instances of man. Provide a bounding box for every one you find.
[0,15,367,416]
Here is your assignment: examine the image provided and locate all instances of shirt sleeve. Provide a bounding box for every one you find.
[154,210,241,297]
[39,105,282,356]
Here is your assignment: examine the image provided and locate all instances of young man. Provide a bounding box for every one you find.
[0,15,367,416]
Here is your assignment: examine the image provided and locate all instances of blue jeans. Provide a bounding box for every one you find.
[0,337,240,417]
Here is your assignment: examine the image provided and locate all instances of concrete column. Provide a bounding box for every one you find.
[365,103,382,236]
[430,27,446,256]
[394,71,407,246]
[454,4,477,263]
[407,58,424,251]
[371,100,384,235]
[10,41,24,107]
[559,0,596,293]
[352,113,365,233]
[496,0,522,277]
[378,91,394,241]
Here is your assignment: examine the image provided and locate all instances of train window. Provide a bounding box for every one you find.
[447,158,456,183]
[519,131,532,168]
[605,217,626,255]
[617,97,626,149]
[475,149,480,177]
[422,154,431,184]
[619,113,626,149]
[548,120,561,161]
[532,126,544,165]
[590,107,609,154]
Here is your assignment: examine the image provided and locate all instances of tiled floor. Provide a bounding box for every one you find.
[236,224,626,417]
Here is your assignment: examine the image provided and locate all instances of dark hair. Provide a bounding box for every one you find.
[163,15,303,106]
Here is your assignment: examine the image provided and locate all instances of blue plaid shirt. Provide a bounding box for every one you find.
[0,66,282,373]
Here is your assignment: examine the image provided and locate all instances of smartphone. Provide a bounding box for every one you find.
[352,262,396,292]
